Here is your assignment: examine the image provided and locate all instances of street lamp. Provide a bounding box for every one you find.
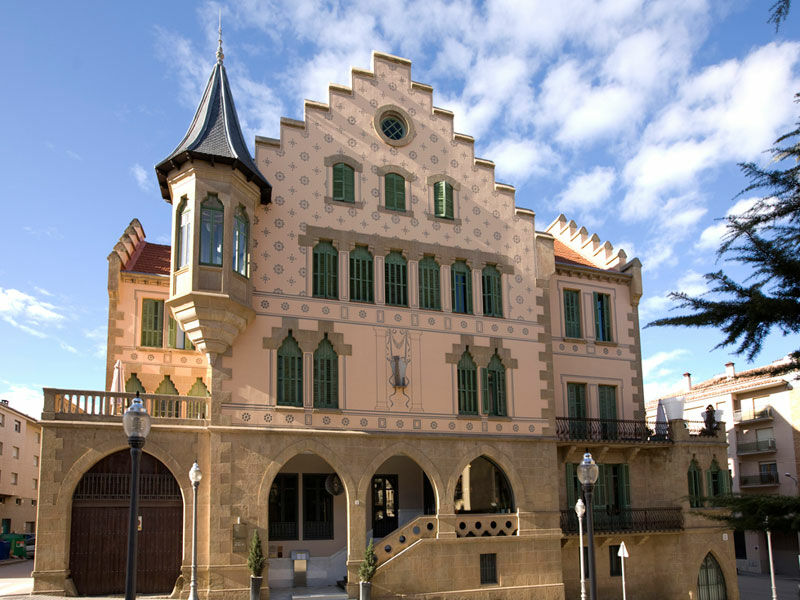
[189,462,202,600]
[575,498,587,600]
[123,393,151,600]
[577,452,599,600]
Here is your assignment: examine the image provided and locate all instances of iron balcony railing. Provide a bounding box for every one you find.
[736,439,777,454]
[740,473,780,487]
[733,407,774,424]
[556,417,672,443]
[560,507,683,534]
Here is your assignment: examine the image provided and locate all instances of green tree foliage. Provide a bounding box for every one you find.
[700,494,800,532]
[358,539,378,582]
[769,0,792,31]
[648,100,800,363]
[248,530,266,577]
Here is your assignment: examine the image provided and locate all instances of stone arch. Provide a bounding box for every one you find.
[445,444,526,512]
[697,550,732,600]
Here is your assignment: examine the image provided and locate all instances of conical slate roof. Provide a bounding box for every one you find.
[155,57,271,204]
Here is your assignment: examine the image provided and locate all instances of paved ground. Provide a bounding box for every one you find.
[738,572,800,599]
[0,560,33,596]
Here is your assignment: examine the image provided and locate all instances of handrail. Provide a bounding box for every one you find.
[44,388,207,420]
[560,506,683,534]
[556,417,672,443]
[736,439,777,454]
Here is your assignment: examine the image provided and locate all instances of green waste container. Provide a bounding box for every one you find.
[0,534,26,558]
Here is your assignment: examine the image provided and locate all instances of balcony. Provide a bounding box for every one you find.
[555,417,672,443]
[560,507,683,534]
[736,439,777,455]
[734,407,774,424]
[43,388,207,423]
[739,473,780,488]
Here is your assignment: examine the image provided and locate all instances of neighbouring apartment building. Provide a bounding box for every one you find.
[0,399,41,534]
[32,46,737,600]
[656,358,800,577]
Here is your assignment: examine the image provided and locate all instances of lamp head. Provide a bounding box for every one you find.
[122,395,151,441]
[189,461,202,484]
[577,452,599,486]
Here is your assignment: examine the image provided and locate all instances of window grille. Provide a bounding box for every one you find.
[277,333,303,407]
[384,251,408,306]
[418,256,441,310]
[350,246,374,303]
[313,242,338,299]
[314,336,338,409]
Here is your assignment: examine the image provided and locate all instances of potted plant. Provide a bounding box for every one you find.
[247,530,266,600]
[358,539,377,600]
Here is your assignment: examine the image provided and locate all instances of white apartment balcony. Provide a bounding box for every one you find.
[736,439,777,455]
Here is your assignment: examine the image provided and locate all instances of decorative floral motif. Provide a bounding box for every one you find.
[507,326,514,333]
[572,345,578,351]
[274,264,284,274]
[473,228,481,237]
[360,418,368,427]
[359,310,367,318]
[300,151,309,161]
[299,267,307,277]
[491,324,498,332]
[325,204,334,213]
[275,195,285,206]
[322,415,331,425]
[472,206,481,215]
[428,317,436,325]
[261,300,270,309]
[391,215,400,224]
[147,354,154,361]
[559,344,565,351]
[603,347,609,355]
[461,321,467,328]
[301,304,309,313]
[396,419,404,428]
[348,139,357,148]
[450,159,458,168]
[471,185,480,193]
[299,199,309,210]
[371,142,379,152]
[274,241,284,251]
[513,424,519,432]
[285,414,294,423]
[180,357,187,363]
[342,417,350,426]
[324,133,334,143]
[466,422,473,431]
[430,155,438,164]
[275,218,285,228]
[516,296,523,304]
[430,133,438,142]
[529,424,536,433]
[493,232,501,240]
[496,424,502,432]
[322,306,330,315]
[409,151,417,159]
[372,211,381,220]
[241,412,251,422]
[264,413,273,423]
[515,274,523,283]
[448,422,456,430]
[348,116,356,125]
[281,302,290,311]
[348,208,357,217]
[522,328,529,335]
[430,421,438,429]
[275,171,285,181]
[394,314,402,322]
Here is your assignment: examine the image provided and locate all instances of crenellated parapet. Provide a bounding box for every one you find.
[545,213,630,271]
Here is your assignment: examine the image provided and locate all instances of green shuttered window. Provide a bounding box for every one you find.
[313,335,338,409]
[688,460,703,508]
[594,292,613,341]
[563,289,581,338]
[200,195,224,266]
[566,463,631,512]
[349,246,374,303]
[482,265,502,317]
[457,350,478,415]
[451,260,472,314]
[418,256,441,310]
[141,299,164,348]
[277,333,303,407]
[481,353,506,416]
[384,251,408,306]
[385,173,405,211]
[313,242,338,299]
[332,163,355,203]
[167,316,194,350]
[434,181,454,219]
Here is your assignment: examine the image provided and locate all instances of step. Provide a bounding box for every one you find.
[291,590,349,600]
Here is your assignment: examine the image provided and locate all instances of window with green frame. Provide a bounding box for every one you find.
[457,349,478,415]
[200,195,224,266]
[567,382,587,438]
[384,251,408,306]
[418,256,441,310]
[563,289,581,338]
[176,197,191,269]
[706,458,731,502]
[313,335,338,409]
[141,299,164,347]
[125,373,146,394]
[598,384,618,440]
[593,292,613,341]
[481,352,506,416]
[349,246,374,303]
[313,241,338,299]
[566,463,631,517]
[277,333,303,407]
[434,181,454,219]
[385,173,405,211]
[167,315,194,350]
[481,265,502,317]
[332,163,355,203]
[153,375,180,418]
[688,459,703,508]
[233,206,249,277]
[451,260,472,314]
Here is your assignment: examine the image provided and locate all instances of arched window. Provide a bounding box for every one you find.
[698,553,727,600]
[457,350,478,415]
[451,260,472,314]
[187,378,208,419]
[277,333,303,407]
[384,251,408,306]
[125,373,146,394]
[188,378,209,397]
[454,456,514,514]
[313,241,338,299]
[385,173,405,211]
[176,197,191,269]
[418,256,441,310]
[349,246,374,303]
[199,195,224,266]
[434,181,453,219]
[154,375,180,418]
[332,163,355,203]
[481,265,502,317]
[313,335,338,409]
[688,459,703,508]
[482,352,506,416]
[233,206,249,277]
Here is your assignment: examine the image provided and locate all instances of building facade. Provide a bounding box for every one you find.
[0,399,41,534]
[33,49,737,600]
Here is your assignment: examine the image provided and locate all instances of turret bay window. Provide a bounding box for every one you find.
[332,163,355,203]
[451,260,472,314]
[313,335,338,409]
[481,265,502,317]
[349,246,374,303]
[563,289,581,338]
[176,197,191,269]
[385,173,406,211]
[233,206,249,277]
[593,292,612,341]
[200,195,224,266]
[688,459,703,508]
[418,256,441,310]
[313,241,338,299]
[434,181,454,219]
[384,251,408,306]
[277,333,303,407]
[481,352,506,417]
[141,299,165,347]
[457,350,478,415]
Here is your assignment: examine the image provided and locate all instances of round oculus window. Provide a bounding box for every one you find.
[380,115,406,141]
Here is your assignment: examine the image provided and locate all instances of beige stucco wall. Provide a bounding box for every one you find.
[0,403,41,533]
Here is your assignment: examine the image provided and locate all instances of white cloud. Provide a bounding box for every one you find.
[557,167,616,214]
[130,163,152,192]
[0,287,66,337]
[696,196,760,250]
[676,270,707,296]
[483,139,559,182]
[85,325,108,359]
[642,348,690,401]
[642,348,689,379]
[0,383,44,420]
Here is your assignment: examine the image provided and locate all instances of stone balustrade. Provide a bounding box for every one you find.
[43,388,207,422]
[375,515,438,566]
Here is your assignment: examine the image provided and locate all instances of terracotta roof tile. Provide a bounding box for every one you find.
[553,240,600,269]
[123,242,171,276]
[690,361,797,392]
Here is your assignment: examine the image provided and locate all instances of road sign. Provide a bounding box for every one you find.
[618,541,629,600]
[618,541,629,558]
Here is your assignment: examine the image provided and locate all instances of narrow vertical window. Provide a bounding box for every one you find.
[303,474,334,540]
[313,335,338,409]
[481,352,506,416]
[385,173,406,211]
[140,299,164,347]
[176,197,191,269]
[434,181,454,219]
[593,292,612,341]
[567,382,587,439]
[313,241,338,299]
[451,260,472,314]
[233,206,249,277]
[277,333,303,407]
[349,246,374,303]
[384,251,408,306]
[418,256,441,310]
[688,459,703,508]
[269,474,298,540]
[482,265,503,317]
[563,289,581,338]
[167,316,194,350]
[598,385,617,440]
[200,195,224,266]
[479,553,497,584]
[457,350,478,415]
[332,163,355,203]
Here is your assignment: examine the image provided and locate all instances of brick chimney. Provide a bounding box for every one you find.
[725,362,735,380]
[683,372,692,392]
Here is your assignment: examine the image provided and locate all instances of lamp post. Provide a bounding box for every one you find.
[575,498,587,600]
[189,462,202,600]
[577,452,599,600]
[123,393,151,600]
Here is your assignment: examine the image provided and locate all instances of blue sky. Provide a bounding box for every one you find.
[1,1,799,418]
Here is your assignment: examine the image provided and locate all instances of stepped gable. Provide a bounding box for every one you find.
[545,213,629,271]
[108,219,170,276]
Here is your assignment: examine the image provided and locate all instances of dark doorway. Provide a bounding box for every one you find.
[423,474,436,515]
[372,475,398,538]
